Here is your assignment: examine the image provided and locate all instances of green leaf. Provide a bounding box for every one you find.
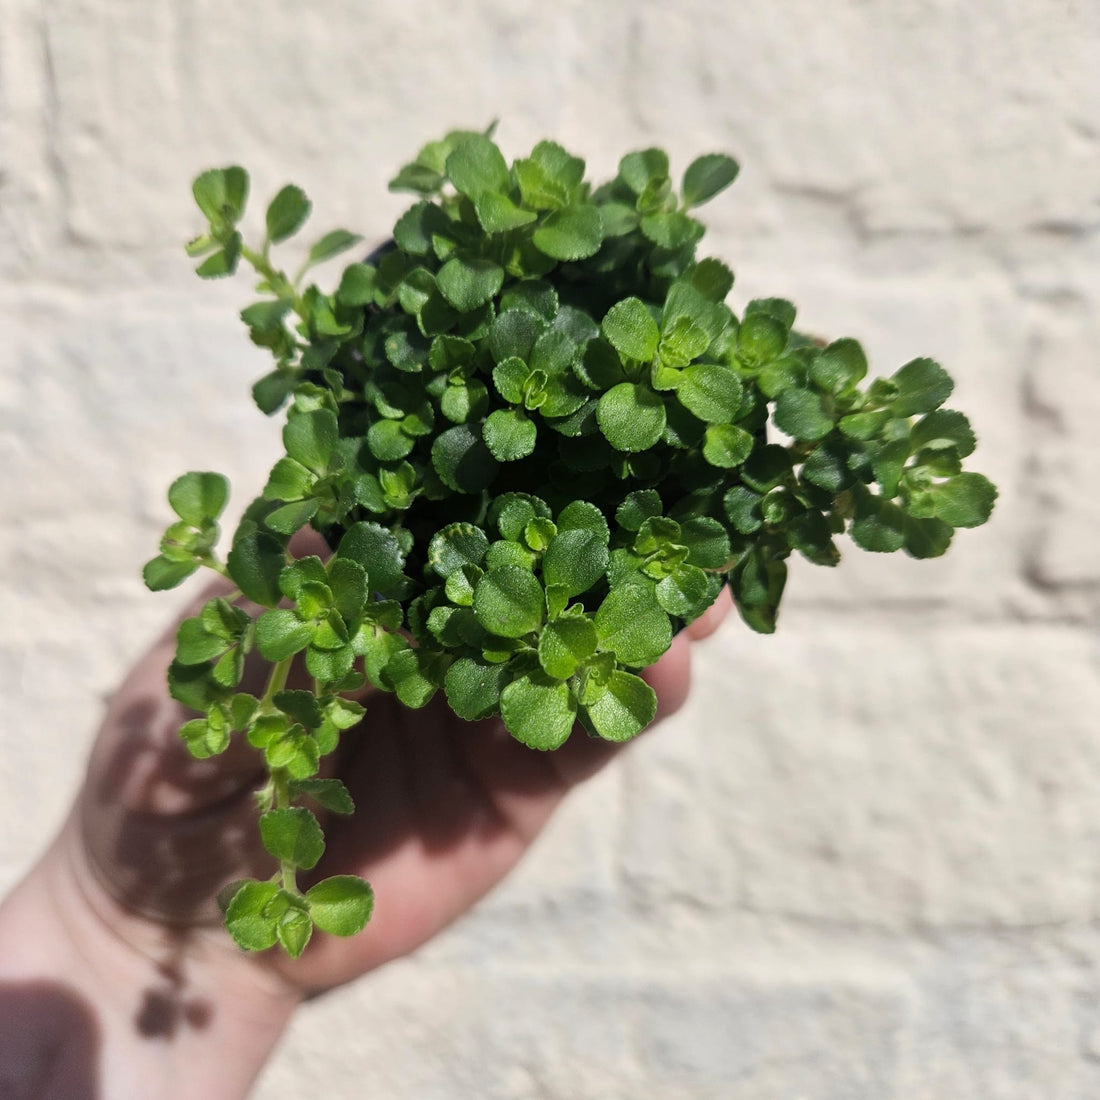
[542,529,609,597]
[366,418,413,461]
[143,555,198,591]
[168,471,229,527]
[681,154,740,208]
[306,875,374,936]
[640,211,703,249]
[891,357,954,417]
[595,586,672,667]
[492,356,530,403]
[483,408,538,461]
[474,567,545,638]
[500,671,577,750]
[337,263,378,306]
[432,423,499,493]
[538,615,599,679]
[869,438,910,499]
[800,438,856,492]
[501,280,559,321]
[702,423,754,468]
[259,807,325,870]
[175,617,228,665]
[584,670,657,741]
[200,598,249,642]
[927,472,997,528]
[738,313,788,366]
[337,522,407,596]
[252,370,297,415]
[441,379,490,423]
[193,166,249,226]
[380,647,437,708]
[514,140,585,209]
[307,229,363,267]
[602,298,659,362]
[224,881,279,952]
[532,205,603,261]
[179,716,230,760]
[283,409,338,473]
[730,548,787,634]
[277,906,313,958]
[325,558,367,624]
[724,486,764,534]
[811,338,867,395]
[597,383,666,452]
[265,184,311,243]
[850,493,908,553]
[773,387,834,442]
[444,564,481,607]
[273,689,323,729]
[291,778,355,815]
[437,255,505,312]
[677,363,743,423]
[168,659,231,711]
[427,522,489,579]
[656,563,715,619]
[264,499,320,536]
[255,609,313,661]
[556,500,610,539]
[689,258,735,302]
[279,556,329,600]
[265,724,321,779]
[226,532,286,607]
[445,134,510,198]
[619,148,669,194]
[910,410,976,458]
[658,316,711,369]
[475,191,538,233]
[306,643,356,685]
[904,515,954,559]
[839,410,892,441]
[324,695,366,730]
[264,457,315,503]
[679,516,731,568]
[194,236,242,278]
[444,657,511,720]
[616,490,663,532]
[490,308,544,363]
[524,517,556,552]
[241,299,292,330]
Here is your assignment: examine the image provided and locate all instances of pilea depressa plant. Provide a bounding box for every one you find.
[145,126,997,958]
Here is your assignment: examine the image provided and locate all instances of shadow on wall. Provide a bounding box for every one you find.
[0,982,100,1100]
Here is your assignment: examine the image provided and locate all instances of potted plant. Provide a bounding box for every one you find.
[145,126,996,958]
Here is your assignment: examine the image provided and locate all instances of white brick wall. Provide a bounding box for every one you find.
[2,2,1098,1095]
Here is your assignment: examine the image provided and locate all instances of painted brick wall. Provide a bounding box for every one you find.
[2,2,1098,1096]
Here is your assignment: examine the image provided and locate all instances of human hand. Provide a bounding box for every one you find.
[77,583,731,995]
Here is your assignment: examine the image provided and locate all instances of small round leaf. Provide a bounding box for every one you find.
[474,567,545,638]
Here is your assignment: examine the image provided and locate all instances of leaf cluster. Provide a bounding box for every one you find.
[147,128,997,954]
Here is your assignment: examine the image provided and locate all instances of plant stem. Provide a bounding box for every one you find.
[240,244,303,315]
[271,765,298,894]
[259,657,293,716]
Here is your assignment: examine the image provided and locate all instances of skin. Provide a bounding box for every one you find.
[0,588,731,1099]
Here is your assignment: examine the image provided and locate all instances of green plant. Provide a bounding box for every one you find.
[146,126,996,957]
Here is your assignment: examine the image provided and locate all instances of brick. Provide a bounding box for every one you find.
[0,0,69,278]
[1026,291,1100,586]
[619,619,1100,928]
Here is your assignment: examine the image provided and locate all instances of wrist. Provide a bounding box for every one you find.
[0,821,301,1100]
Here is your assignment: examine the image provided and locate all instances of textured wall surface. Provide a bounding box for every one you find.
[2,2,1099,1096]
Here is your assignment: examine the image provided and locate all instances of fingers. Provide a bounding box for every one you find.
[686,584,733,641]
